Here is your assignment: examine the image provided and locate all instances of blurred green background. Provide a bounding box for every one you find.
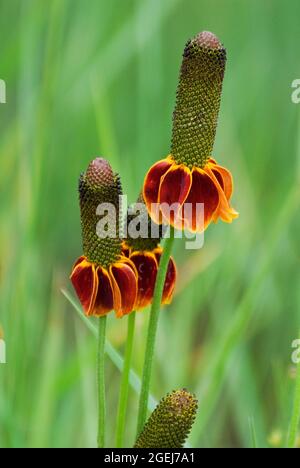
[0,0,300,448]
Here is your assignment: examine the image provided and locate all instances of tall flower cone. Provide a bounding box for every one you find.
[124,194,177,310]
[134,389,198,448]
[70,157,137,318]
[143,31,238,233]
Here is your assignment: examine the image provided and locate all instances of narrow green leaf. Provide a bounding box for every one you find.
[61,289,157,412]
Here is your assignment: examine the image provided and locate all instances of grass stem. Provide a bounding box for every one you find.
[97,316,107,448]
[115,312,136,447]
[136,227,175,437]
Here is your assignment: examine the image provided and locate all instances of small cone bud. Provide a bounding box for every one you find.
[134,389,198,448]
[126,193,164,252]
[79,158,123,268]
[171,31,226,169]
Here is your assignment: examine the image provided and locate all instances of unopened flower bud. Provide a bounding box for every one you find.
[134,389,198,448]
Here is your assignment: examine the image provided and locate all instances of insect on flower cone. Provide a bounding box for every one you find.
[134,389,198,448]
[70,158,138,318]
[143,31,238,233]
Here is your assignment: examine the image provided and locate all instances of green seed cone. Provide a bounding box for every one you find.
[171,31,226,169]
[134,390,198,448]
[79,157,123,268]
[125,193,164,252]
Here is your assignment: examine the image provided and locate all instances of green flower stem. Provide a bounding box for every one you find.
[97,315,107,448]
[115,312,136,448]
[136,226,175,437]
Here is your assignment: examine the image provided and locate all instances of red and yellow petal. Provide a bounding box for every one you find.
[72,255,86,270]
[70,257,98,315]
[163,257,177,304]
[121,243,131,258]
[179,168,219,232]
[204,166,239,223]
[208,161,233,201]
[143,157,173,224]
[130,251,158,310]
[208,157,217,165]
[154,249,177,305]
[158,164,192,229]
[110,261,138,318]
[93,267,114,316]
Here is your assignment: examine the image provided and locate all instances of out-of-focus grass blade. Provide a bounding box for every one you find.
[61,288,157,412]
[70,0,181,96]
[249,417,258,448]
[191,186,299,445]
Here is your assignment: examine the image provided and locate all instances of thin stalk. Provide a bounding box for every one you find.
[115,312,136,447]
[97,315,107,448]
[136,227,175,436]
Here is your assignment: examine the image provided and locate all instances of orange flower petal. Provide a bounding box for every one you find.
[158,164,192,228]
[154,250,177,304]
[93,267,114,316]
[143,158,173,223]
[181,168,219,232]
[110,263,138,318]
[205,167,239,223]
[70,258,98,315]
[210,164,233,200]
[130,252,158,310]
[208,157,217,165]
[72,255,86,270]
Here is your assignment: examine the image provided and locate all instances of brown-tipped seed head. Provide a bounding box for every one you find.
[134,389,198,448]
[85,157,114,188]
[171,30,226,169]
[192,31,222,49]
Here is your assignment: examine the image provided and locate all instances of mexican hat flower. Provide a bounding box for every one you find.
[143,31,238,233]
[123,195,176,310]
[70,158,138,318]
[134,389,198,448]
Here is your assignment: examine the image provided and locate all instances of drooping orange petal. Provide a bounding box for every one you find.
[143,158,173,223]
[210,163,233,200]
[93,267,114,316]
[154,250,177,305]
[130,252,158,310]
[70,258,98,315]
[158,164,192,229]
[180,168,220,232]
[208,157,217,165]
[72,255,86,270]
[110,262,138,318]
[205,167,239,223]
